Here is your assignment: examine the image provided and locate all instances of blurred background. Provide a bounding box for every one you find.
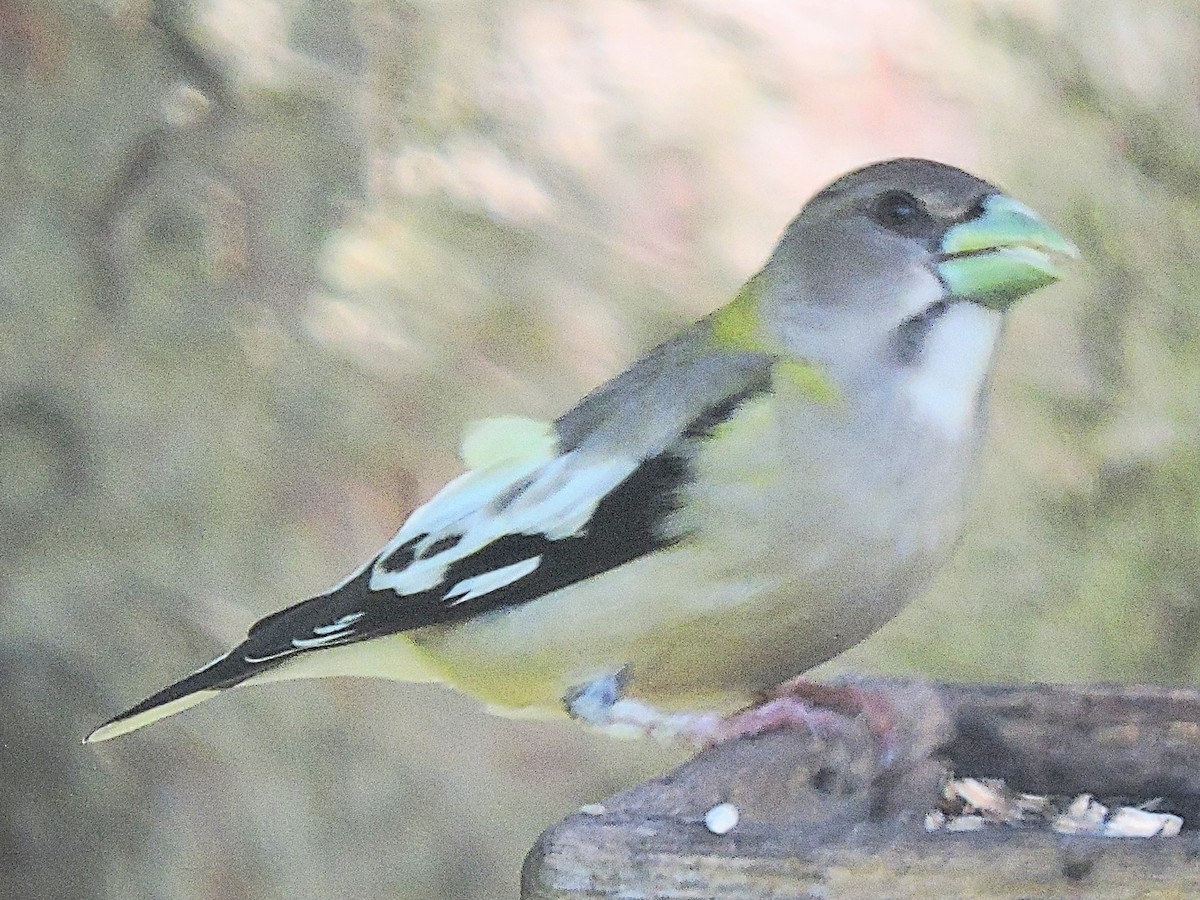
[2,0,1197,897]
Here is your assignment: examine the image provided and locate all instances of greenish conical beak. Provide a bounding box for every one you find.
[936,193,1079,311]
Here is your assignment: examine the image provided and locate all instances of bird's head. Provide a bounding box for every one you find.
[756,158,1078,392]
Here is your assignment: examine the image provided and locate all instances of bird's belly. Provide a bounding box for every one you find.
[619,494,958,706]
[411,521,947,716]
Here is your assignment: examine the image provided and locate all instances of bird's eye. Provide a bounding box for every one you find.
[872,190,931,235]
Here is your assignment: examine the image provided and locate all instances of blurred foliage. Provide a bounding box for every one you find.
[0,0,1197,898]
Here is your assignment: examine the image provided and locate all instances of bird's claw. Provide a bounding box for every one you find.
[712,679,900,767]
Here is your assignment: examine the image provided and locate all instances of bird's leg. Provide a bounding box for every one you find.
[565,672,898,760]
[563,671,723,745]
[714,677,899,762]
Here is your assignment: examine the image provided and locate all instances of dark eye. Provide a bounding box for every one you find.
[872,190,931,235]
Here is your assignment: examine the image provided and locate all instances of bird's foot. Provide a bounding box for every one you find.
[564,672,898,762]
[564,672,723,745]
[712,678,899,765]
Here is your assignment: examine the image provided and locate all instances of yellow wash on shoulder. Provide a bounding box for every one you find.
[711,275,840,405]
[710,275,767,352]
[772,359,841,406]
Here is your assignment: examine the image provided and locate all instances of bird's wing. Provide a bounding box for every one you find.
[84,319,777,745]
[230,320,776,670]
[86,345,772,741]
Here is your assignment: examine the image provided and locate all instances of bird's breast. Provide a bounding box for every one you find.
[683,378,982,582]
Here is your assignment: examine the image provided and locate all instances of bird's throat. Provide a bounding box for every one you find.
[900,302,1002,440]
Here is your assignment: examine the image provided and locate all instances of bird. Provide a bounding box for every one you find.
[86,158,1077,746]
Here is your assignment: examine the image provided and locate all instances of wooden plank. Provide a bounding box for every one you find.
[523,680,1200,899]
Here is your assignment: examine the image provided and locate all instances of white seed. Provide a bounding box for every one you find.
[924,810,947,832]
[945,814,986,832]
[1160,815,1184,838]
[1103,807,1184,838]
[578,803,606,817]
[955,777,1004,813]
[1053,794,1108,835]
[704,802,740,835]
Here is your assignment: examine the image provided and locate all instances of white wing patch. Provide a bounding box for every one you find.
[494,454,635,540]
[369,415,638,605]
[313,611,365,635]
[444,556,541,606]
[290,610,367,649]
[291,633,350,650]
[243,647,299,664]
[368,458,547,596]
[243,612,366,664]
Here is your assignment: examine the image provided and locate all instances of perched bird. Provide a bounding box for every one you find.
[86,159,1077,746]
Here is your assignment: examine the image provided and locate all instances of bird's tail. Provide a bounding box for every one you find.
[85,633,449,744]
[84,651,247,744]
[86,563,455,744]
